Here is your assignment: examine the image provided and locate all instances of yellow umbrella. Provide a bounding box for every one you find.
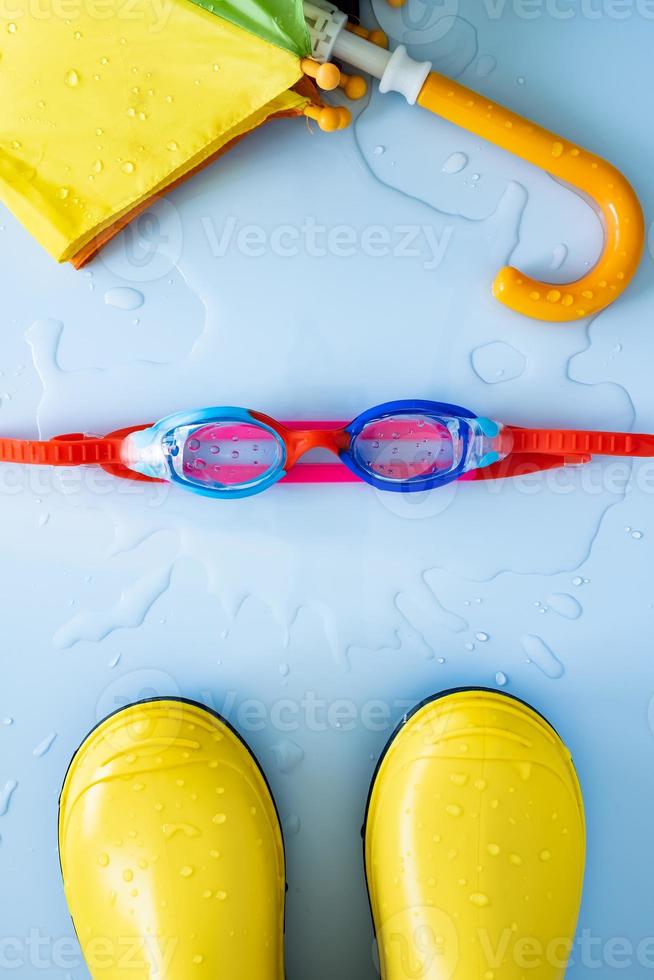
[0,0,325,265]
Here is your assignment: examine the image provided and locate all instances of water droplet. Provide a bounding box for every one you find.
[546,593,582,620]
[162,822,200,839]
[104,286,145,311]
[98,853,110,867]
[279,662,290,678]
[471,342,526,385]
[283,813,301,837]
[193,954,203,964]
[2,717,13,726]
[271,739,304,774]
[167,140,179,152]
[475,631,489,643]
[212,813,226,825]
[631,530,644,540]
[470,892,490,907]
[121,161,135,174]
[540,850,551,862]
[58,187,70,200]
[64,69,80,87]
[0,780,17,815]
[551,243,568,270]
[33,732,57,757]
[7,22,18,33]
[521,634,564,679]
[476,54,497,77]
[180,865,194,877]
[442,151,468,174]
[446,804,462,817]
[122,869,133,882]
[509,853,522,865]
[572,576,584,587]
[372,145,385,155]
[495,671,507,687]
[486,843,500,856]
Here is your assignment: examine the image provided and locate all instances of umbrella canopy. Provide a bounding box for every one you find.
[0,0,311,264]
[188,0,311,56]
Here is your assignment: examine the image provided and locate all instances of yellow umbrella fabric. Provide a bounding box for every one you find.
[0,0,308,263]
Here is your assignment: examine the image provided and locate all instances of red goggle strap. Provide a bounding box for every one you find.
[0,433,124,467]
[506,426,654,458]
[473,452,591,481]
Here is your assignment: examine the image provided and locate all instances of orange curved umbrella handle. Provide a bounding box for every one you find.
[417,72,645,323]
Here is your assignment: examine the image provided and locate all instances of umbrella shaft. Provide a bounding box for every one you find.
[303,1,431,104]
[332,28,390,79]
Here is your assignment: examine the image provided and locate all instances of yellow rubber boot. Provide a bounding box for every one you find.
[365,689,585,980]
[59,698,285,979]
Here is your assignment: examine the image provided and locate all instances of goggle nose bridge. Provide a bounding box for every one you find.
[284,427,351,468]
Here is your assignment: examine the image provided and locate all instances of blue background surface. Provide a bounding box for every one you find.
[1,0,653,975]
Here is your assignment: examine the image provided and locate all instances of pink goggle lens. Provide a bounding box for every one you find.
[176,422,283,488]
[352,415,461,481]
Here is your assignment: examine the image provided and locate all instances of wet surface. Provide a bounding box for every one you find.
[0,0,653,976]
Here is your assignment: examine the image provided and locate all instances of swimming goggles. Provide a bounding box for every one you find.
[1,400,653,499]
